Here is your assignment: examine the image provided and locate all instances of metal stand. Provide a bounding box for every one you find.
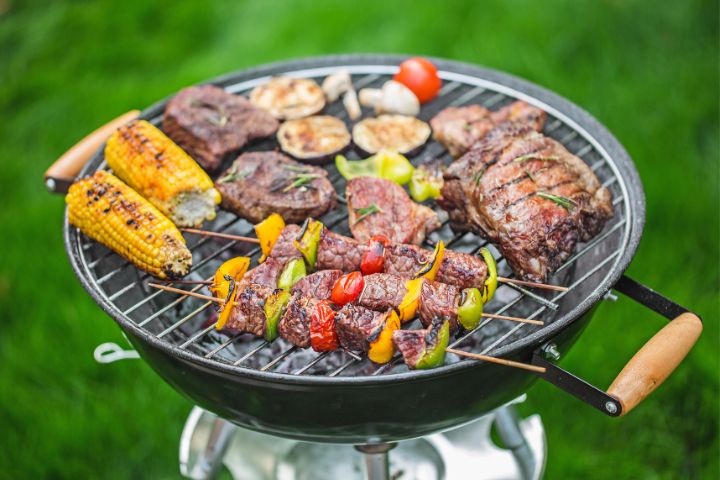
[354,443,397,480]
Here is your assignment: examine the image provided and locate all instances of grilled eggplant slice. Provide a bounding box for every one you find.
[352,115,431,155]
[249,77,325,120]
[277,115,351,164]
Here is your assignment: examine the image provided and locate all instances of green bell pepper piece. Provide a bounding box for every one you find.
[293,218,323,271]
[415,319,450,369]
[335,150,414,185]
[408,165,443,202]
[457,288,483,330]
[479,247,498,303]
[263,290,291,341]
[277,258,306,290]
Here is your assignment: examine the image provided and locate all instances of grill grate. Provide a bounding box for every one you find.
[71,64,631,377]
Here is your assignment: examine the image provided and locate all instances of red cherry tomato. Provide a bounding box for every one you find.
[394,57,442,103]
[310,300,339,352]
[330,271,365,306]
[360,235,391,275]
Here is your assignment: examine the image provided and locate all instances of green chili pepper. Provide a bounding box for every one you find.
[415,318,450,369]
[277,258,306,290]
[293,218,323,271]
[457,288,483,330]
[479,247,498,303]
[263,290,291,341]
[335,150,414,185]
[408,165,443,202]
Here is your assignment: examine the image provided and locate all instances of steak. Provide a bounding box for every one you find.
[357,273,407,312]
[225,282,274,336]
[347,177,440,245]
[270,225,303,264]
[316,228,365,272]
[216,152,337,224]
[430,101,546,158]
[418,280,460,330]
[439,125,613,281]
[335,304,390,352]
[291,270,342,300]
[278,294,320,348]
[163,85,279,171]
[384,243,487,290]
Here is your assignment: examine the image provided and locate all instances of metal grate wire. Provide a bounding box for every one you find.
[71,65,631,377]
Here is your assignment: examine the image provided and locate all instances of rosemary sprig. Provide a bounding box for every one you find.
[281,173,322,192]
[536,191,576,211]
[353,203,383,224]
[217,164,252,184]
[473,169,485,185]
[525,168,536,183]
[514,153,560,164]
[284,164,315,173]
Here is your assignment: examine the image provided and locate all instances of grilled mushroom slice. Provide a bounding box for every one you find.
[249,77,325,120]
[277,115,351,164]
[352,115,431,155]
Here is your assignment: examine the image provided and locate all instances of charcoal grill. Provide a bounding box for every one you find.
[47,55,701,477]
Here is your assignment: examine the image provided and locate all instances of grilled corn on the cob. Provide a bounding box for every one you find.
[66,171,192,279]
[105,120,221,227]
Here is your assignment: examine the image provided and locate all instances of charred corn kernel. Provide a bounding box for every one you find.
[66,171,192,279]
[105,120,221,227]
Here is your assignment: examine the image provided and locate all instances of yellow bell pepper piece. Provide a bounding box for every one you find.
[210,256,250,300]
[479,247,498,303]
[397,277,424,323]
[255,213,286,263]
[414,241,445,281]
[368,310,401,364]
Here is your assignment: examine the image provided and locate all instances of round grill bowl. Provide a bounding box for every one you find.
[65,55,645,444]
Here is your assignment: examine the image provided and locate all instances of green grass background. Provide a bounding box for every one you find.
[0,0,717,478]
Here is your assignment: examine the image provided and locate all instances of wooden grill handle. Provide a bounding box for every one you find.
[44,110,140,194]
[607,312,702,416]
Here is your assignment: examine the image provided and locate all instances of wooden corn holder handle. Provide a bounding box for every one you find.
[607,312,702,416]
[44,110,140,194]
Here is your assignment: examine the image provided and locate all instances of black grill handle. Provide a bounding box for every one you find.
[44,110,139,194]
[533,274,702,417]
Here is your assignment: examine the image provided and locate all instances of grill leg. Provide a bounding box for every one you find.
[355,443,396,480]
[494,405,536,480]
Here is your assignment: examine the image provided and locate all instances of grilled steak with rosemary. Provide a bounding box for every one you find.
[440,125,613,281]
[430,101,546,158]
[163,85,279,171]
[347,177,441,245]
[216,152,337,224]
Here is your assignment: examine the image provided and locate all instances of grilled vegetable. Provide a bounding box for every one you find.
[210,257,250,301]
[249,77,325,120]
[66,171,191,279]
[408,163,444,202]
[360,235,391,275]
[393,318,450,370]
[330,271,365,306]
[309,300,339,352]
[294,218,324,270]
[335,150,414,184]
[396,277,423,323]
[367,310,400,364]
[358,80,420,116]
[255,213,286,263]
[352,115,431,155]
[479,247,498,303]
[457,288,483,330]
[414,241,445,281]
[277,258,307,290]
[277,115,351,163]
[394,57,442,103]
[105,120,221,227]
[216,276,239,330]
[264,290,291,341]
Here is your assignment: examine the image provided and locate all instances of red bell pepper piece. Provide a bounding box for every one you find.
[310,300,339,352]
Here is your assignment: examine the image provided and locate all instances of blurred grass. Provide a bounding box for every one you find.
[0,0,717,478]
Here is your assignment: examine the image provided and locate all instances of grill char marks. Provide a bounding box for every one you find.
[216,152,337,224]
[430,101,546,158]
[440,124,613,281]
[347,177,441,245]
[163,85,279,171]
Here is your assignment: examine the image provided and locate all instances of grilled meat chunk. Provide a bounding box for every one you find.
[291,270,343,300]
[347,177,441,245]
[317,229,365,272]
[430,101,546,158]
[163,85,279,171]
[440,126,613,281]
[335,304,393,352]
[392,318,449,370]
[278,294,320,348]
[216,152,337,224]
[384,243,487,290]
[418,280,460,330]
[225,282,275,336]
[270,225,303,264]
[357,273,407,312]
[244,257,284,288]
